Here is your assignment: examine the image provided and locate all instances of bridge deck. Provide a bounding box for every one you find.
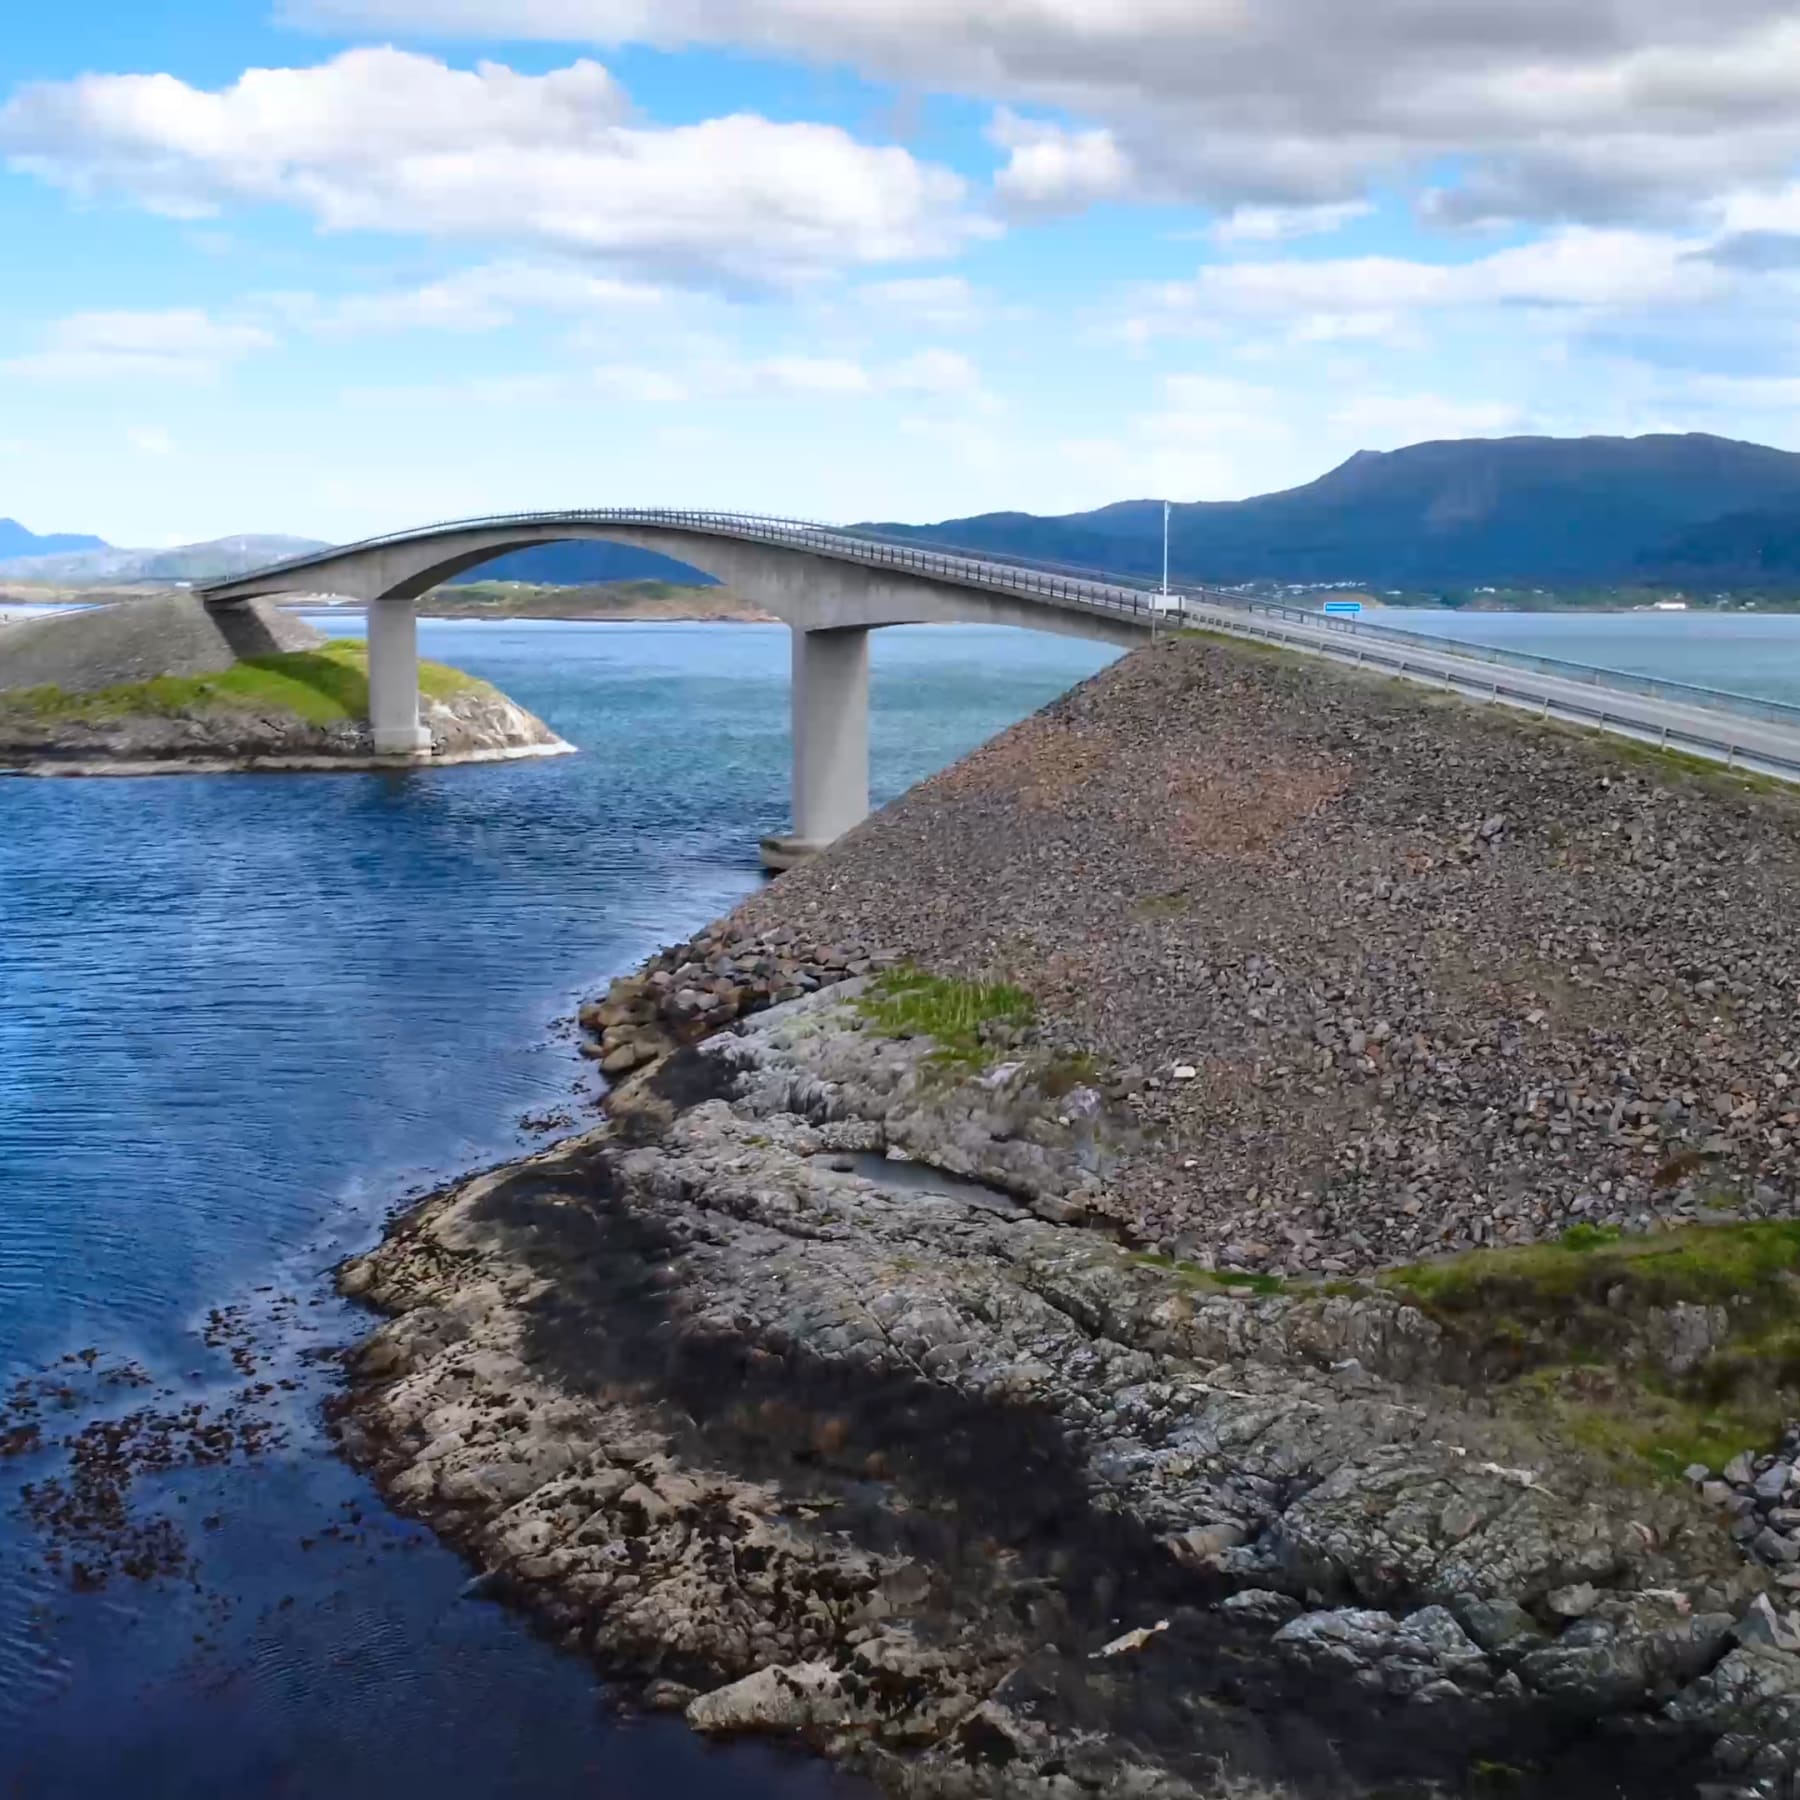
[202,508,1800,789]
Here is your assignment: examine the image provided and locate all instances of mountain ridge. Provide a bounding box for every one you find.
[12,432,1800,593]
[864,432,1800,589]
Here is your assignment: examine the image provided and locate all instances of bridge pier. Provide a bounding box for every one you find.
[761,625,870,872]
[367,598,432,757]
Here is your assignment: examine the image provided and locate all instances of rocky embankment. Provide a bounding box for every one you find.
[574,924,902,1077]
[339,634,1800,1797]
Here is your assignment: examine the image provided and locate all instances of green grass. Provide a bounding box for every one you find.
[1590,731,1790,798]
[1120,1205,1800,1484]
[1131,1251,1285,1298]
[1383,1219,1800,1314]
[1382,1220,1800,1484]
[0,640,487,729]
[854,967,1035,1070]
[1517,1366,1788,1485]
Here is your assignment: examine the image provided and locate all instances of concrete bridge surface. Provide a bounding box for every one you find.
[201,508,1800,865]
[199,510,1163,867]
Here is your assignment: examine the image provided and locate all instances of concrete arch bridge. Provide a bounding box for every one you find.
[199,510,1167,866]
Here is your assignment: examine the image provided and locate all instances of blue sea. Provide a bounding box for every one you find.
[0,620,1116,1799]
[1,609,1795,1796]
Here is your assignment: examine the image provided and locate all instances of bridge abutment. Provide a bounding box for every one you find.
[761,624,870,872]
[368,598,432,757]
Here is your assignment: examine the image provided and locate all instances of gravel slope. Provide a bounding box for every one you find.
[726,633,1800,1274]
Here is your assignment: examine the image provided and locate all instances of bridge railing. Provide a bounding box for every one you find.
[1206,597,1800,733]
[639,510,1166,621]
[204,507,1190,629]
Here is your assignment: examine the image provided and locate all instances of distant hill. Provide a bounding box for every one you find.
[0,535,328,586]
[1637,508,1800,585]
[0,518,108,561]
[17,432,1800,597]
[864,433,1800,589]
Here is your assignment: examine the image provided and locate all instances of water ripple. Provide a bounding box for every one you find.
[0,619,1117,1797]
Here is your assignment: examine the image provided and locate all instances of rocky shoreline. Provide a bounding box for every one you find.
[338,984,1800,1798]
[0,686,573,776]
[1,594,572,774]
[335,635,1800,1796]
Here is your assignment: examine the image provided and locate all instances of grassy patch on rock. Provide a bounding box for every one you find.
[854,967,1034,1071]
[1518,1367,1785,1485]
[0,639,488,730]
[1381,1220,1800,1483]
[1130,1251,1286,1298]
[1383,1219,1800,1317]
[1118,1218,1800,1481]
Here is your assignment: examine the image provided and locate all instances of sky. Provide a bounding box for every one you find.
[4,2,1800,545]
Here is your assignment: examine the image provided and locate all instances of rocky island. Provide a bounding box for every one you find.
[0,593,568,774]
[337,633,1800,1799]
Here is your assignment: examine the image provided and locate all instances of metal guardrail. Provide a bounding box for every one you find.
[1183,602,1800,785]
[1223,597,1800,734]
[202,507,1181,627]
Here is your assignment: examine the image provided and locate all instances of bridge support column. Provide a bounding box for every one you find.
[367,598,431,757]
[761,625,870,872]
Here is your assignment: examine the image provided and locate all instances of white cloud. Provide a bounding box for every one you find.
[989,113,1134,216]
[1670,371,1800,410]
[1720,182,1800,236]
[1326,391,1527,445]
[128,426,176,456]
[589,347,986,404]
[593,364,692,404]
[753,355,873,395]
[1211,201,1374,245]
[854,275,984,330]
[5,308,274,380]
[296,262,670,333]
[1052,370,1535,504]
[887,348,982,396]
[280,0,1800,225]
[0,48,983,290]
[1131,226,1730,345]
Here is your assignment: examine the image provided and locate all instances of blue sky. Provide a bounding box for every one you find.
[4,0,1800,545]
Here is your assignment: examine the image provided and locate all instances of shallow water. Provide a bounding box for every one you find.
[0,619,1117,1797]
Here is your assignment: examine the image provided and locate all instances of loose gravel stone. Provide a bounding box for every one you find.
[709,637,1800,1270]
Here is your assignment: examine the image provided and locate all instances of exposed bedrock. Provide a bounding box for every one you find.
[339,992,1799,1799]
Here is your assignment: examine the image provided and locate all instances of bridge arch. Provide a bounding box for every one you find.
[199,511,1155,865]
